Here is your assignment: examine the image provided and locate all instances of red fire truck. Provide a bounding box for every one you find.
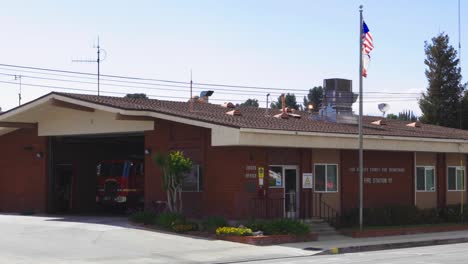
[96,160,144,210]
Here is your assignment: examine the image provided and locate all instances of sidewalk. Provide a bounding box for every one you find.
[280,229,468,255]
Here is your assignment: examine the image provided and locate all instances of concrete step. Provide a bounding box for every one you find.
[312,228,337,232]
[307,219,340,237]
[315,230,341,236]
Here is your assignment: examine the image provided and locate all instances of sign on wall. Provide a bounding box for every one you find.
[245,165,257,179]
[302,173,313,189]
[258,167,264,186]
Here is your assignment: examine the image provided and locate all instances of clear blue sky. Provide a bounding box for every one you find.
[0,0,466,116]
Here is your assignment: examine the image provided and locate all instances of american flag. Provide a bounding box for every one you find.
[362,21,373,77]
[362,21,373,54]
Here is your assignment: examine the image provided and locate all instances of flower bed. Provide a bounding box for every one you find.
[342,224,468,238]
[217,233,318,246]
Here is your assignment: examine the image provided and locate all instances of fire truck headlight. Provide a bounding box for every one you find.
[115,196,127,203]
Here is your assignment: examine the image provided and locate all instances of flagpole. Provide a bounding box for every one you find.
[358,5,364,231]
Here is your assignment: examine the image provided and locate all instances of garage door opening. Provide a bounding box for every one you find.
[48,133,145,214]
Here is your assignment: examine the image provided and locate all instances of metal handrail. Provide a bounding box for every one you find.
[313,193,339,226]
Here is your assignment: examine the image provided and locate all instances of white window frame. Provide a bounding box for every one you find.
[182,165,202,192]
[314,163,339,193]
[447,166,466,192]
[268,165,285,188]
[415,166,436,192]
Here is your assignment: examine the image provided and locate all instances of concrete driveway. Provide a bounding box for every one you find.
[0,214,310,264]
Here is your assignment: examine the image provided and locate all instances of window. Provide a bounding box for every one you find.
[314,164,338,192]
[269,166,283,187]
[182,165,203,192]
[97,162,125,177]
[416,166,435,192]
[448,166,465,191]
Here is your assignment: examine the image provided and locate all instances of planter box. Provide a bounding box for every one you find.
[217,233,318,246]
[342,224,468,238]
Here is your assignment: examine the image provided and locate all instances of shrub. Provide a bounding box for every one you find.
[216,227,253,236]
[439,204,468,222]
[201,216,227,232]
[172,223,197,233]
[129,211,158,225]
[246,219,310,236]
[338,205,460,228]
[155,212,186,229]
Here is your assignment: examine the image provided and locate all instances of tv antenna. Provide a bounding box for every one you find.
[72,36,107,96]
[14,75,22,106]
[378,103,390,117]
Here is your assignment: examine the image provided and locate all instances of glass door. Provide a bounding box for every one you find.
[284,166,299,219]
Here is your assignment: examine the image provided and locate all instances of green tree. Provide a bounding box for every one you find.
[419,34,465,128]
[271,93,299,110]
[154,151,193,214]
[386,113,398,120]
[125,93,148,99]
[240,98,259,107]
[462,92,468,129]
[303,86,323,112]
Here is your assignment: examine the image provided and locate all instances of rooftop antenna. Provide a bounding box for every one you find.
[378,103,390,117]
[14,75,22,106]
[72,36,107,96]
[265,93,270,116]
[190,70,194,112]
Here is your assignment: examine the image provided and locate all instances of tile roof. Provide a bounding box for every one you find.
[49,92,468,141]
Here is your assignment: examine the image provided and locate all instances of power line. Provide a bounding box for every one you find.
[0,79,420,104]
[0,69,423,100]
[0,62,423,95]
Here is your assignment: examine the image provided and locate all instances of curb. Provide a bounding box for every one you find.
[314,237,468,255]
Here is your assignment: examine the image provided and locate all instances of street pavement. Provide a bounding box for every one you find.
[246,242,468,263]
[1,214,468,263]
[0,214,309,264]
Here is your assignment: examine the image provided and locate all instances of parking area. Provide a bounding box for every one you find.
[0,214,309,264]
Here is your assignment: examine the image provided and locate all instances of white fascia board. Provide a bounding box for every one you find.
[51,94,234,131]
[0,93,238,138]
[0,95,53,121]
[239,128,468,144]
[237,128,468,153]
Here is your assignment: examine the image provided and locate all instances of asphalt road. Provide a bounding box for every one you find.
[248,243,468,264]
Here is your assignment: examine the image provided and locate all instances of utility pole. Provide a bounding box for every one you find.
[72,36,106,96]
[458,0,464,219]
[14,75,22,106]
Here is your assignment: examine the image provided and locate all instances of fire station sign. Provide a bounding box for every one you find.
[302,173,313,189]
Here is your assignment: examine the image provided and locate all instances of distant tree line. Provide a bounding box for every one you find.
[386,110,417,122]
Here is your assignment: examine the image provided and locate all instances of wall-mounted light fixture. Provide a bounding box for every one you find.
[144,148,152,155]
[36,152,43,159]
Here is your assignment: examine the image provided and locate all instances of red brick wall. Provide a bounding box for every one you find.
[0,129,47,213]
[144,120,207,217]
[144,119,307,219]
[341,150,414,212]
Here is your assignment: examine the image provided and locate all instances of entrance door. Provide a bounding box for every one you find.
[284,166,299,219]
[54,164,73,212]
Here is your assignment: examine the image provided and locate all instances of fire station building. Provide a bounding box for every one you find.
[1,90,468,220]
